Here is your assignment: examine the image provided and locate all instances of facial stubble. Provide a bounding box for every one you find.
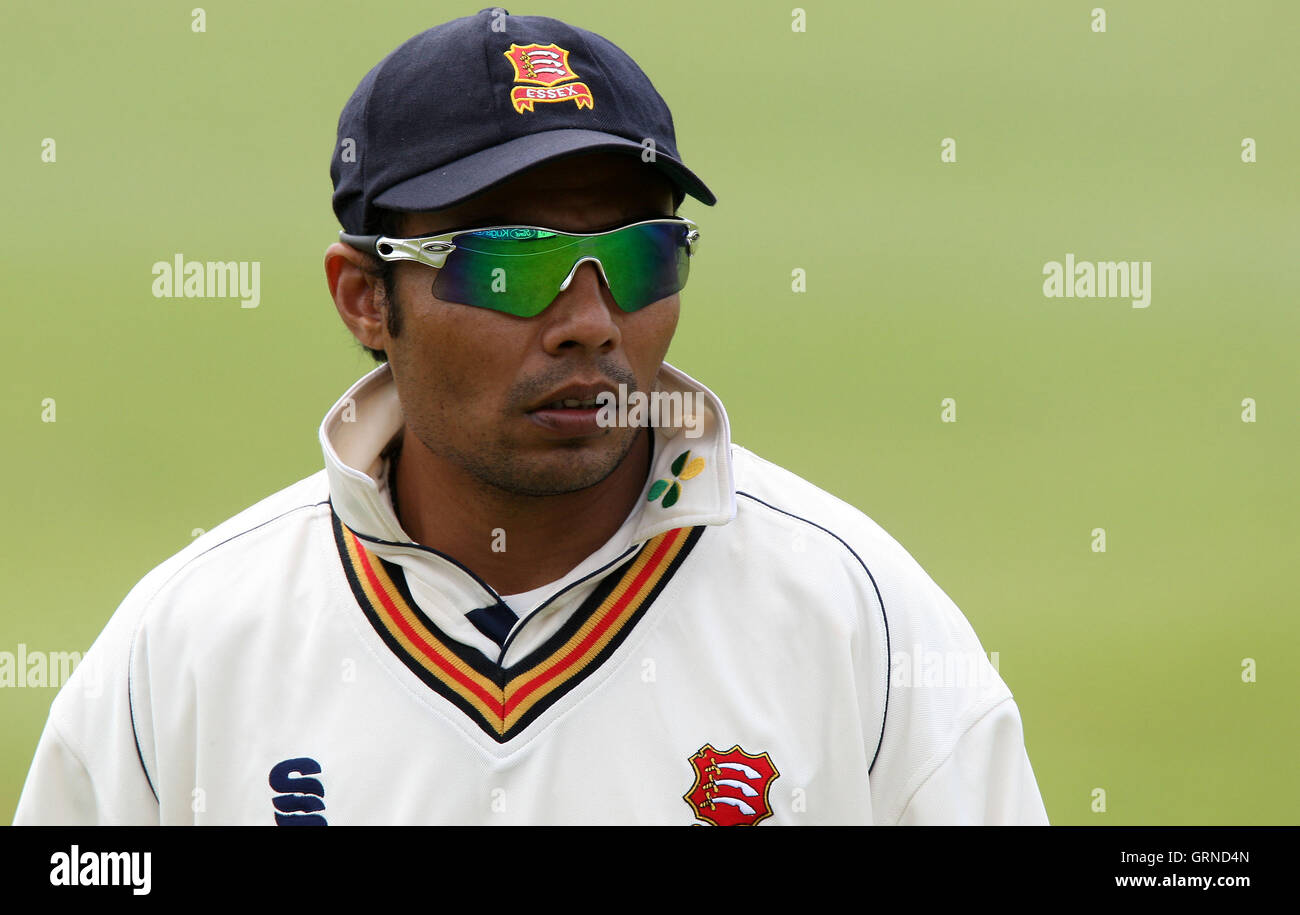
[387,299,647,499]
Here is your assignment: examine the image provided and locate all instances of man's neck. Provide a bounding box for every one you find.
[390,428,652,596]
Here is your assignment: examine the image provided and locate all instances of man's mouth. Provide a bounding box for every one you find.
[525,381,618,414]
[525,382,619,437]
[536,397,602,410]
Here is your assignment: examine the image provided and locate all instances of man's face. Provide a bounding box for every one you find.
[380,152,679,497]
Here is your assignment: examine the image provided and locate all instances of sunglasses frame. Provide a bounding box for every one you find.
[339,216,701,270]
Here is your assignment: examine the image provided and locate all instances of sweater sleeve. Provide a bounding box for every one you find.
[12,589,161,826]
[895,695,1050,825]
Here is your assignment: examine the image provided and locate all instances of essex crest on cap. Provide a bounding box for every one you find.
[503,43,594,113]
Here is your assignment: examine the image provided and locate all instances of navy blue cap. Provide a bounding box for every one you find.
[331,8,716,234]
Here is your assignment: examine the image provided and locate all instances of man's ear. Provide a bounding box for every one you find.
[325,242,388,353]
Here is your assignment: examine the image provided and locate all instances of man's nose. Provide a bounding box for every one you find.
[539,258,621,352]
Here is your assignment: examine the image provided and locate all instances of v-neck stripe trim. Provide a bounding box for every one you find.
[331,505,704,742]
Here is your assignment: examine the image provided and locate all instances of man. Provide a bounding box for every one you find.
[14,9,1048,825]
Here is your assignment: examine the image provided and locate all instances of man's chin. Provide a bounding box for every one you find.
[507,453,628,497]
[485,432,642,497]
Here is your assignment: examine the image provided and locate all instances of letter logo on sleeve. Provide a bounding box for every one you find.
[684,744,780,826]
[503,43,594,113]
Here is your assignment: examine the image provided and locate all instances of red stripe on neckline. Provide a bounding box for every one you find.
[349,529,505,720]
[504,527,683,716]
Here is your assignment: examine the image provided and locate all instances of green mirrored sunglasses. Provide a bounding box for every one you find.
[340,217,701,318]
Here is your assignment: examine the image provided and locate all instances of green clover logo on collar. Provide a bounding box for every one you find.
[647,450,706,508]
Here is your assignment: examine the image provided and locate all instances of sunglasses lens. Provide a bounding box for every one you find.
[601,222,691,313]
[431,222,692,316]
[433,229,580,317]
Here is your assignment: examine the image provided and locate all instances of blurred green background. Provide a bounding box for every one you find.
[2,1,1296,824]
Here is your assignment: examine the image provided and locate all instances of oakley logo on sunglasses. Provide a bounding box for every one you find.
[503,43,594,113]
[478,228,558,240]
